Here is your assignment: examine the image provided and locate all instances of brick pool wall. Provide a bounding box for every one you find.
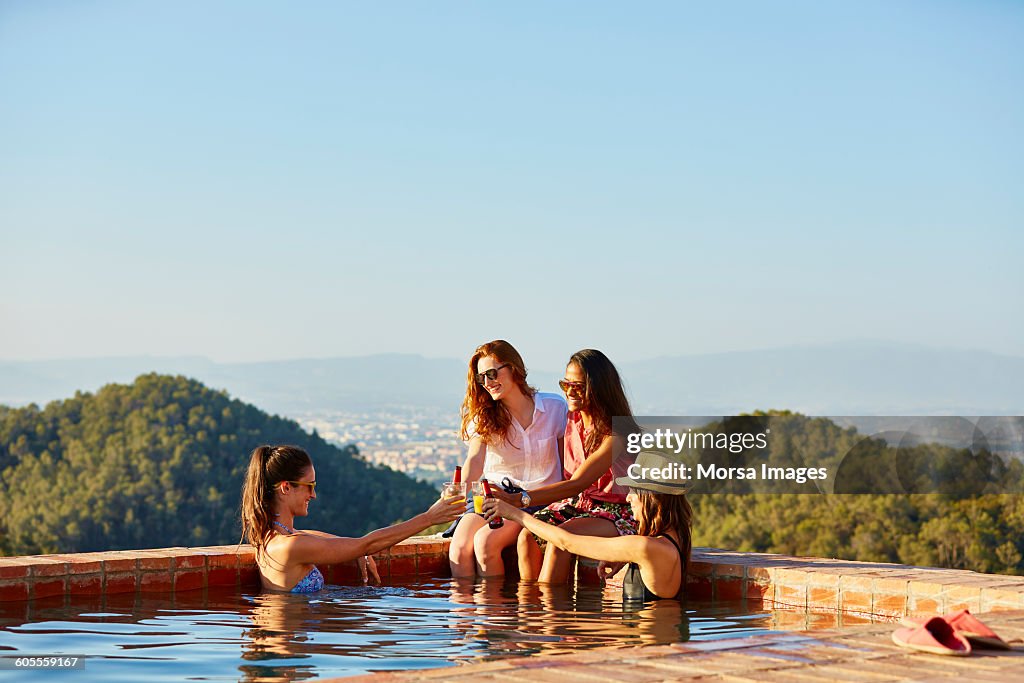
[2,540,1023,619]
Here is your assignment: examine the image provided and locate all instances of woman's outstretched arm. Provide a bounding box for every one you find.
[280,494,463,566]
[492,434,624,508]
[483,497,648,565]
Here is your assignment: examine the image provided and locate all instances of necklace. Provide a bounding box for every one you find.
[272,519,294,534]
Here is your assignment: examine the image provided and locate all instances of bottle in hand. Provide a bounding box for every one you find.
[481,478,503,529]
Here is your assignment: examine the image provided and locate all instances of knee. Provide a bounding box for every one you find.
[449,533,475,562]
[474,534,505,564]
[517,530,537,554]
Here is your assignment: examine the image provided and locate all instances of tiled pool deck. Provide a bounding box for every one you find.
[335,611,1024,682]
[2,539,1024,680]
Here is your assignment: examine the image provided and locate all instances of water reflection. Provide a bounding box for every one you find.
[446,577,690,655]
[0,579,761,683]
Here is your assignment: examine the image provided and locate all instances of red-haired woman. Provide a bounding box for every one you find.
[448,340,567,578]
[241,444,462,592]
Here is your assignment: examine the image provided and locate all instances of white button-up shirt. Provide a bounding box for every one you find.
[479,392,567,490]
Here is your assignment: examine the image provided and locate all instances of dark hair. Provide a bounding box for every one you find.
[459,340,536,445]
[567,349,641,453]
[635,489,693,576]
[240,445,312,560]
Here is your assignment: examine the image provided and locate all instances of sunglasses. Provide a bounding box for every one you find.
[280,480,317,493]
[558,379,586,394]
[476,364,510,385]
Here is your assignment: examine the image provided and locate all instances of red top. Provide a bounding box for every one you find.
[563,412,636,509]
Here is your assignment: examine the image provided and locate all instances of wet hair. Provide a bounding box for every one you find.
[634,489,693,576]
[240,445,312,561]
[459,340,536,446]
[567,349,642,454]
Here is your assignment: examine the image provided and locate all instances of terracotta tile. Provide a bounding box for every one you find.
[775,583,807,609]
[872,592,907,617]
[714,563,746,579]
[745,579,771,602]
[174,569,205,592]
[174,554,207,570]
[101,555,138,572]
[687,561,713,577]
[239,567,261,589]
[389,556,418,577]
[29,558,69,577]
[808,586,838,611]
[772,610,809,630]
[51,554,104,574]
[685,575,712,600]
[0,581,30,602]
[0,560,33,579]
[417,555,450,578]
[139,572,173,593]
[909,581,946,614]
[207,567,238,587]
[944,586,982,613]
[105,572,138,594]
[746,565,773,583]
[805,613,841,630]
[981,588,1024,612]
[775,567,810,587]
[137,555,172,571]
[412,539,447,556]
[33,577,67,599]
[716,578,745,601]
[207,552,240,569]
[390,542,418,558]
[69,574,103,595]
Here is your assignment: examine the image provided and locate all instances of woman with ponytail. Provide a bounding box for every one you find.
[241,445,462,593]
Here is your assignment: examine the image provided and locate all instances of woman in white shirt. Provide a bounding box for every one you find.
[448,340,567,578]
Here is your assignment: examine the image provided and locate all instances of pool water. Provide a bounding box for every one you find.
[0,577,783,682]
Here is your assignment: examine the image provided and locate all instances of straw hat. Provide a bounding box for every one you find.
[614,450,691,495]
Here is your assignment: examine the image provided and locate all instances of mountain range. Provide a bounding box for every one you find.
[2,341,1020,417]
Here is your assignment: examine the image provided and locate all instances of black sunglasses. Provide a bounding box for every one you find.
[476,364,510,385]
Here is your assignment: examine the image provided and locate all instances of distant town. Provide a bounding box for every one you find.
[295,407,466,489]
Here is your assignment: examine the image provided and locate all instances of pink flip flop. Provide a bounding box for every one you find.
[901,609,1009,650]
[892,616,972,656]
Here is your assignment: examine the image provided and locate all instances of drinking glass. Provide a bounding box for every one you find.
[442,482,467,504]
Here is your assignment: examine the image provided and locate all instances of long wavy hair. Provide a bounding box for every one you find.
[459,340,536,446]
[635,490,693,576]
[240,445,312,561]
[568,349,642,454]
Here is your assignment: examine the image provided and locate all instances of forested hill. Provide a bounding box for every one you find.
[0,374,440,556]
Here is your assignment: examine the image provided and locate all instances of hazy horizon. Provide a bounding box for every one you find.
[2,337,1023,371]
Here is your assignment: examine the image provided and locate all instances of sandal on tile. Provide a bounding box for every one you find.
[892,616,972,656]
[901,609,1009,650]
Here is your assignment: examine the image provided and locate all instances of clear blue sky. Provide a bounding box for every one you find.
[1,1,1021,371]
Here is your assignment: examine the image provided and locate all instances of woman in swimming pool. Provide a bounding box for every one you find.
[448,340,567,578]
[241,444,463,593]
[483,451,693,601]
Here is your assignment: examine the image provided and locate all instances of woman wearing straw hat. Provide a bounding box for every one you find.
[484,451,693,601]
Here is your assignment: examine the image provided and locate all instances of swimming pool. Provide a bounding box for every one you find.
[0,576,796,682]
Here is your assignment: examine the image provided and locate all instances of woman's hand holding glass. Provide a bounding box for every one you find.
[428,491,466,526]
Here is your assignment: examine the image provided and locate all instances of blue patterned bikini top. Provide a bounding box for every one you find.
[291,565,325,593]
[272,520,325,593]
